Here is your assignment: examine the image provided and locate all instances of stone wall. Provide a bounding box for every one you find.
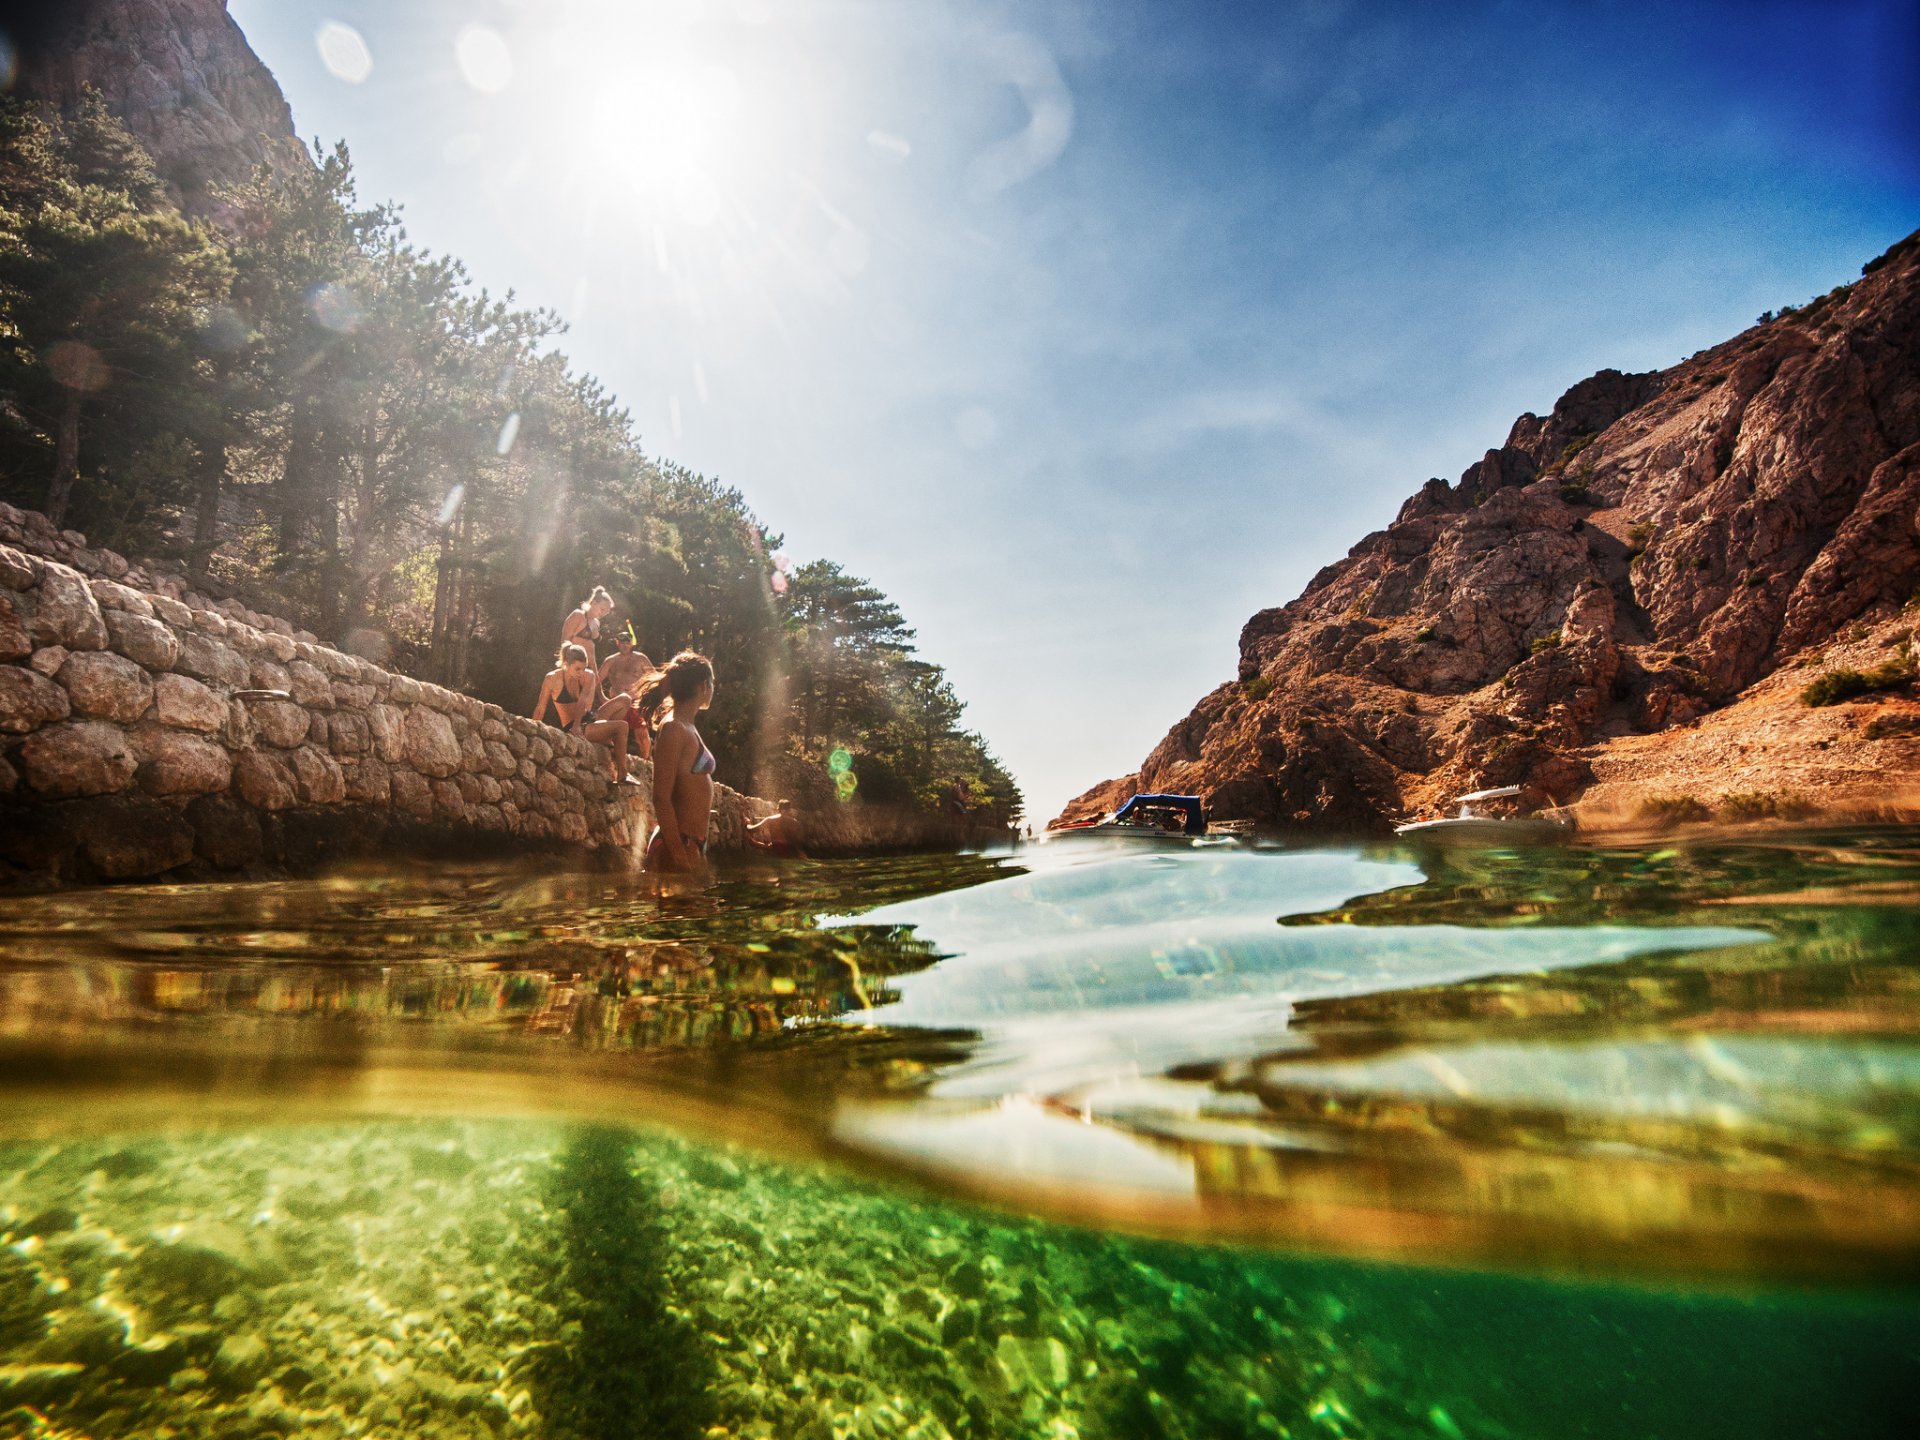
[0,505,771,884]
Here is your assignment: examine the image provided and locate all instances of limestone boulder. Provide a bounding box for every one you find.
[248,658,291,692]
[402,707,461,777]
[89,578,153,618]
[0,545,37,590]
[105,612,179,671]
[150,594,192,627]
[0,593,29,660]
[33,563,108,650]
[390,768,434,820]
[233,750,297,810]
[21,721,137,796]
[327,710,370,756]
[56,651,154,723]
[133,726,232,797]
[287,659,332,709]
[176,631,249,689]
[0,665,70,734]
[343,758,391,805]
[290,745,346,805]
[368,704,405,763]
[152,673,225,733]
[250,700,309,749]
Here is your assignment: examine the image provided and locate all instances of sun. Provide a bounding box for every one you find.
[529,3,772,230]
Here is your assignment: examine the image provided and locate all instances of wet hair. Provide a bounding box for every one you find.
[557,642,589,668]
[635,651,714,725]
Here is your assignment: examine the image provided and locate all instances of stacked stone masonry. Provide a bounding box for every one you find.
[0,504,771,882]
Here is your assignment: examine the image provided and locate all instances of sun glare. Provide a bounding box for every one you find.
[531,5,778,231]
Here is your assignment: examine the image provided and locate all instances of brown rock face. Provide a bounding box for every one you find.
[55,651,154,723]
[1059,231,1920,832]
[403,708,462,778]
[0,666,71,735]
[21,721,138,797]
[11,0,306,214]
[132,725,232,796]
[152,672,226,732]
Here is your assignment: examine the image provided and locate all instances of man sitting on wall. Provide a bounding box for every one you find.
[597,622,655,764]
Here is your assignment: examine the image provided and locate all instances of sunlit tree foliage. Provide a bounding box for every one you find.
[0,99,1020,822]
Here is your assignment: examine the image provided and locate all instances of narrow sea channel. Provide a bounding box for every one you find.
[2,832,1916,1438]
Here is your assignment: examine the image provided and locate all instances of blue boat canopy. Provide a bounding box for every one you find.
[1112,793,1207,835]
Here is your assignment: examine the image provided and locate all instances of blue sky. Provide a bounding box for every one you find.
[227,0,1918,821]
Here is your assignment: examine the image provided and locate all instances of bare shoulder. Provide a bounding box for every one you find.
[654,719,691,760]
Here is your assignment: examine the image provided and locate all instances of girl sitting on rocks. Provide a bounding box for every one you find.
[532,644,636,782]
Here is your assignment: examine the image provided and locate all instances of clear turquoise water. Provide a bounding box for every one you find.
[1,831,1917,1437]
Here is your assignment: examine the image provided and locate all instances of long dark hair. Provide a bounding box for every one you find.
[635,651,713,726]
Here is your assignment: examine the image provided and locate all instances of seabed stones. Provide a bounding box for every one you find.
[0,1122,1419,1440]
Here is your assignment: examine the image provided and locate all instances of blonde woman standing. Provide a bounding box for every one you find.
[560,585,614,670]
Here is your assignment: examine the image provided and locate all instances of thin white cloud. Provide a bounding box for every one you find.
[965,31,1075,199]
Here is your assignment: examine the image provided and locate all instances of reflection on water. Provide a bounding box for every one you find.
[2,832,1919,1435]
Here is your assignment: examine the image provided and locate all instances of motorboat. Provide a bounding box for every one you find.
[1393,785,1572,845]
[1046,793,1249,844]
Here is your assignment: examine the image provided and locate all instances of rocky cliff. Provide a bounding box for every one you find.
[1060,230,1920,832]
[9,0,305,212]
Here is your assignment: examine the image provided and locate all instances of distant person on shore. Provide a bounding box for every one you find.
[560,585,614,670]
[746,798,804,858]
[639,652,718,872]
[533,643,635,782]
[597,623,655,763]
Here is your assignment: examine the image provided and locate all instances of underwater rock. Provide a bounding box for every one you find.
[110,1334,192,1386]
[0,1250,51,1351]
[209,1332,271,1389]
[0,1360,86,1408]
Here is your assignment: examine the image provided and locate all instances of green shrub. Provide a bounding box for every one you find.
[1718,791,1815,822]
[1801,656,1916,707]
[1243,675,1274,702]
[1864,713,1920,741]
[1558,481,1589,504]
[1637,794,1712,825]
[1530,630,1562,654]
[1415,625,1436,643]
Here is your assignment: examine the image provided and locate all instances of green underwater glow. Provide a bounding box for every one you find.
[1,833,1918,1436]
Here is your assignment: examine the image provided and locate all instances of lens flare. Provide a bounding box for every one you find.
[827,748,852,776]
[45,341,108,392]
[456,25,513,94]
[316,22,373,84]
[496,411,521,455]
[308,283,361,333]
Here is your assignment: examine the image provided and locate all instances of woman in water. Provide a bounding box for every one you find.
[636,651,717,871]
[559,585,614,670]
